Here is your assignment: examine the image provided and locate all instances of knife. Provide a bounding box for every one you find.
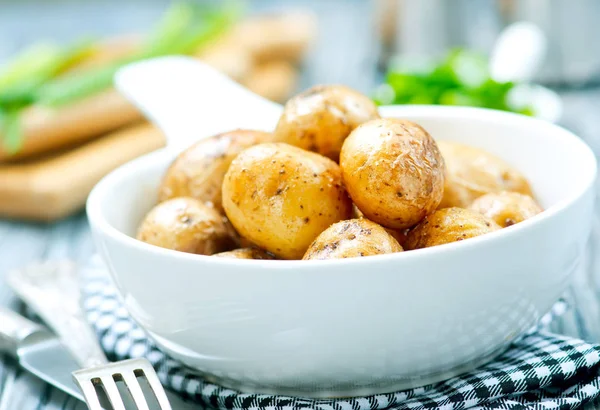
[0,307,86,401]
[5,262,198,409]
[0,307,196,409]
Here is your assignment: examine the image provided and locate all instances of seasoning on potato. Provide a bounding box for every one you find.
[340,118,445,230]
[351,203,408,246]
[404,207,501,250]
[137,197,236,254]
[437,141,534,208]
[303,218,402,260]
[158,129,273,212]
[213,247,276,260]
[222,142,353,259]
[273,85,380,161]
[469,191,542,228]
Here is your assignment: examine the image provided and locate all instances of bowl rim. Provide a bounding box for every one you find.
[87,104,598,269]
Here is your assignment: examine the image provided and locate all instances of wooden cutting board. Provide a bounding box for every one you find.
[0,123,165,221]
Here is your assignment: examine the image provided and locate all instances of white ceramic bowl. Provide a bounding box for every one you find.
[87,105,597,398]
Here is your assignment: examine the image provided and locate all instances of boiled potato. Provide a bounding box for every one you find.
[213,247,275,259]
[303,218,402,260]
[158,129,273,212]
[273,85,380,161]
[469,191,542,227]
[404,207,501,250]
[340,118,445,230]
[222,142,353,259]
[351,204,408,246]
[137,197,235,254]
[386,227,410,248]
[438,141,534,208]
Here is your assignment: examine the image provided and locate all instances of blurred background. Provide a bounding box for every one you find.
[1,0,600,223]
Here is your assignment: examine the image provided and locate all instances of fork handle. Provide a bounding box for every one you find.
[0,307,48,358]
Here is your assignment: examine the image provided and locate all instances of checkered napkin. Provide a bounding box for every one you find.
[83,270,600,410]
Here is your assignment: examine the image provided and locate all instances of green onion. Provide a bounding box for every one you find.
[0,2,240,152]
[35,3,239,107]
[0,43,62,90]
[34,59,134,106]
[166,3,241,55]
[0,109,22,154]
[141,2,196,57]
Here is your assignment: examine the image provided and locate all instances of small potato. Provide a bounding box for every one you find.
[351,204,408,246]
[222,142,353,259]
[438,141,534,208]
[158,129,273,212]
[137,197,235,254]
[469,191,542,227]
[340,118,445,230]
[386,227,410,248]
[303,218,403,260]
[404,207,501,250]
[213,247,275,260]
[273,85,380,160]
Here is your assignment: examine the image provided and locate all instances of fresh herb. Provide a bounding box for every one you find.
[36,3,238,107]
[0,40,96,109]
[34,59,134,106]
[0,109,22,154]
[0,2,239,153]
[374,48,534,115]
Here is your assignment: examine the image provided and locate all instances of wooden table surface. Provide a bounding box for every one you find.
[1,0,600,409]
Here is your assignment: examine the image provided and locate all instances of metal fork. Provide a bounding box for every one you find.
[7,262,192,409]
[73,358,172,410]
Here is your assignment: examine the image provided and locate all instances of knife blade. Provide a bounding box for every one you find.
[0,307,84,400]
[17,334,85,401]
[0,307,196,409]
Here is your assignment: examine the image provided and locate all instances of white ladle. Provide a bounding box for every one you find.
[115,56,284,152]
[490,21,547,84]
[489,21,562,123]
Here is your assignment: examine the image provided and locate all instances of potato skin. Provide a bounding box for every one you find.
[469,191,542,227]
[222,142,353,259]
[340,118,445,230]
[137,197,235,254]
[404,207,501,250]
[351,204,407,245]
[273,85,380,161]
[438,141,534,208]
[303,218,403,260]
[158,129,273,212]
[213,247,275,259]
[386,227,410,248]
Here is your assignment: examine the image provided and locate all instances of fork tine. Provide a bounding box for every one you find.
[100,375,127,410]
[122,371,150,410]
[73,359,173,410]
[73,378,103,410]
[136,360,173,410]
